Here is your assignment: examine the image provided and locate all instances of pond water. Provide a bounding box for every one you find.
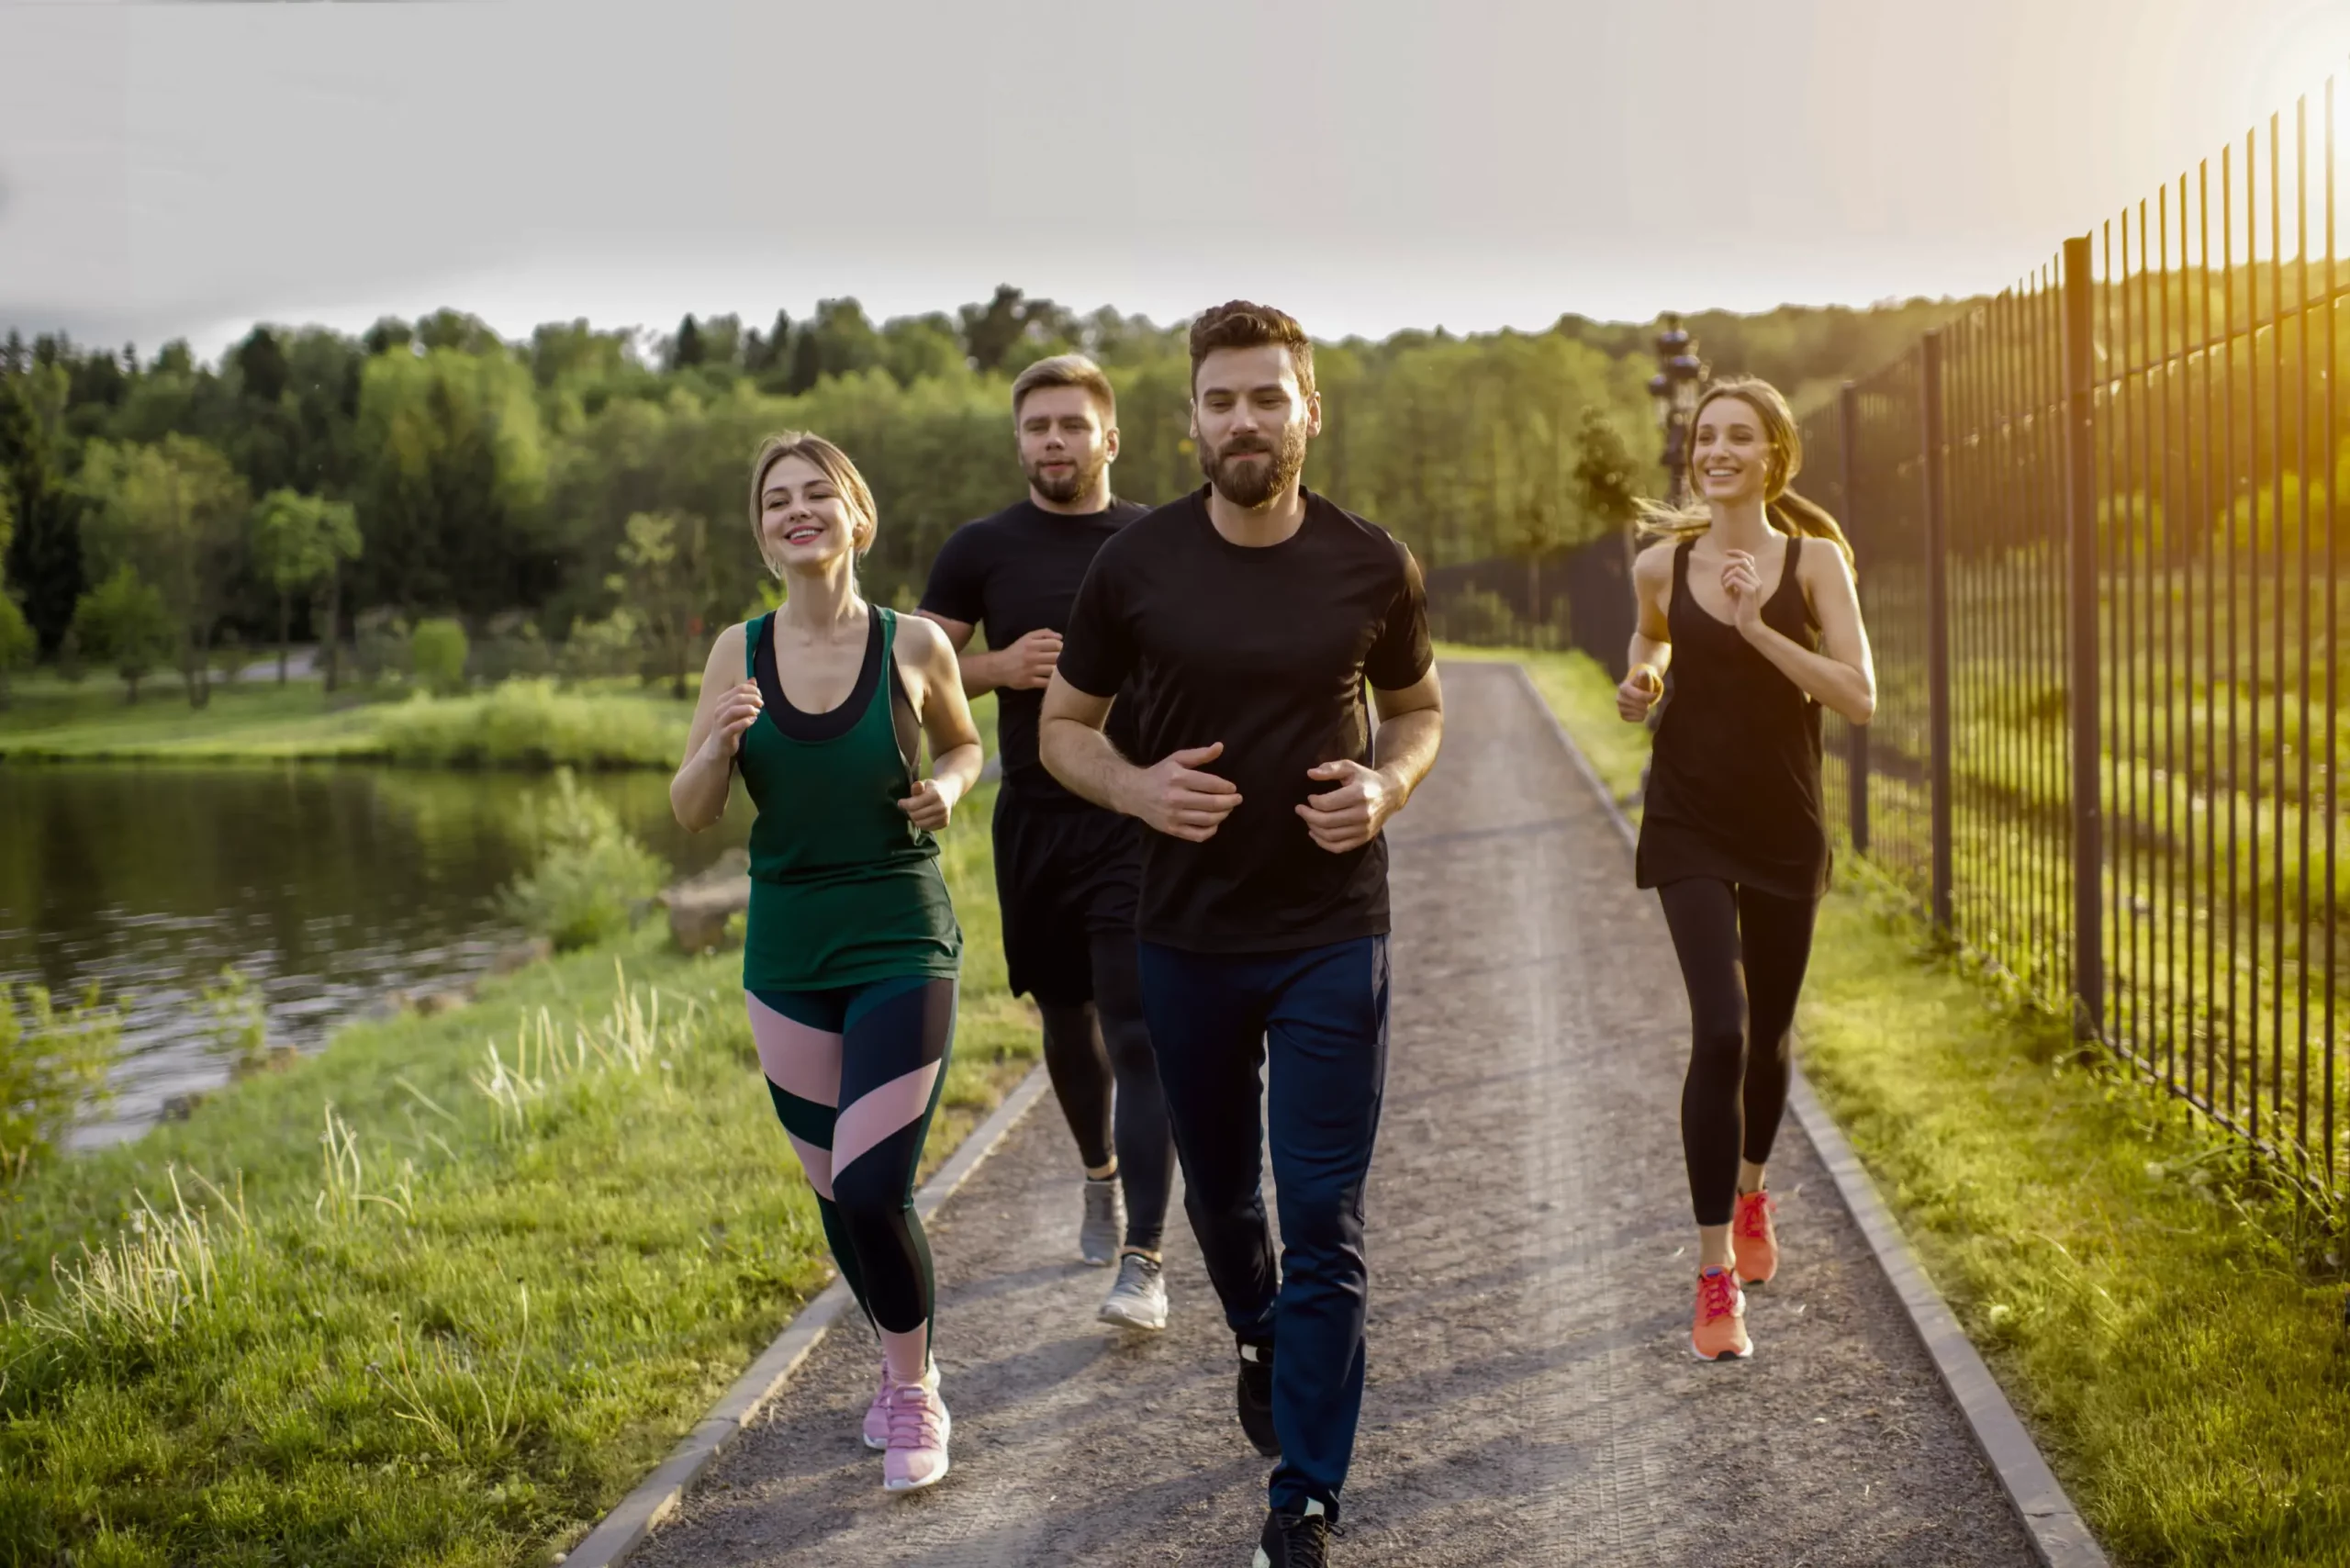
[0,764,752,1148]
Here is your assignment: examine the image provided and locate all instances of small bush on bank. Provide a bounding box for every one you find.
[496,768,666,950]
[0,982,122,1182]
[371,678,688,768]
[410,617,470,696]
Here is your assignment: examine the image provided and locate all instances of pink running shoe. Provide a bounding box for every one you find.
[864,1361,937,1450]
[1733,1190,1780,1287]
[883,1378,952,1492]
[1691,1264,1752,1361]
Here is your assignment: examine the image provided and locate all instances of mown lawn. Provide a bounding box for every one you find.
[1478,641,2350,1568]
[0,778,1034,1567]
[0,676,694,769]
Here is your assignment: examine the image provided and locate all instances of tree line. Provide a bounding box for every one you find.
[0,286,1964,704]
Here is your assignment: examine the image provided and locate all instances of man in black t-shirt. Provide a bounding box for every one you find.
[1041,304,1443,1567]
[918,354,1179,1335]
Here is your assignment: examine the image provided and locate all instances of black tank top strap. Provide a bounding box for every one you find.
[1768,534,1815,629]
[755,609,888,744]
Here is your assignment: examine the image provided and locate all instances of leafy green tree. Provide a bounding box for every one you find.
[783,298,882,394]
[249,488,363,683]
[881,314,966,387]
[697,314,744,371]
[671,315,706,370]
[415,309,504,354]
[364,317,416,357]
[744,309,792,375]
[531,319,632,390]
[69,564,175,702]
[0,592,32,709]
[1571,405,1641,540]
[234,326,290,404]
[0,491,31,708]
[0,372,84,653]
[609,510,711,697]
[959,284,1029,372]
[411,616,469,694]
[354,346,552,618]
[77,434,252,707]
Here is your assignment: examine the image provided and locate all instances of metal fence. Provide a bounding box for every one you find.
[1802,74,2348,1201]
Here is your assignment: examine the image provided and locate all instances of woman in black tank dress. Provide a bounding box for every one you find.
[1617,376,1877,1362]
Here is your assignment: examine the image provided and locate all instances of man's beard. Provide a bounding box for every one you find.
[1025,448,1109,506]
[1202,424,1308,509]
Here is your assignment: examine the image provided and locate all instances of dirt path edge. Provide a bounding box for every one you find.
[556,1065,1055,1568]
[1509,661,2109,1568]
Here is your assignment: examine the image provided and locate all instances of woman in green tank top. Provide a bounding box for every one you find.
[671,431,982,1494]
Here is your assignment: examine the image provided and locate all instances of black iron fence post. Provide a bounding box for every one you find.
[2061,234,2105,1037]
[1921,332,1954,930]
[1838,380,1869,855]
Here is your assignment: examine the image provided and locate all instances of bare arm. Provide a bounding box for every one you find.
[1617,542,1675,722]
[671,624,757,832]
[913,610,1060,699]
[1297,667,1446,853]
[1728,544,1876,725]
[1039,673,1241,842]
[894,614,986,830]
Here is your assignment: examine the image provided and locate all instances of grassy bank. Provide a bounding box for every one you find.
[1483,642,2350,1568]
[0,678,693,768]
[0,780,1035,1567]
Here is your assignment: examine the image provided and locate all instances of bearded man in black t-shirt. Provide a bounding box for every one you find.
[917,354,1179,1335]
[1040,303,1444,1567]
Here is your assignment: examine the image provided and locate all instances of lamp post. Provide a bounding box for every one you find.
[1647,313,1707,507]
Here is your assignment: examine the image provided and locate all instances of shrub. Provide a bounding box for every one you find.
[352,608,411,685]
[473,610,554,682]
[0,981,122,1182]
[1435,587,1520,646]
[200,966,269,1070]
[410,617,470,695]
[371,679,688,767]
[69,564,175,702]
[496,767,666,950]
[562,608,645,682]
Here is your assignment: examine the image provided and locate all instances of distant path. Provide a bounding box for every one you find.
[632,661,2034,1567]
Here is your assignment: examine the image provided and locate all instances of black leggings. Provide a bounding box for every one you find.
[1656,879,1818,1227]
[1038,934,1176,1253]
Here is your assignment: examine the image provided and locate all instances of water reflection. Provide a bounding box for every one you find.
[0,764,752,1146]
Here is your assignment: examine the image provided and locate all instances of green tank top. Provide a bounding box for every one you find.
[737,607,960,992]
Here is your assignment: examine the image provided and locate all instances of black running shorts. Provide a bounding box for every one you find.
[992,789,1142,1005]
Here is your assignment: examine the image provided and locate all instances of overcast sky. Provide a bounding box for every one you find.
[4,0,2349,363]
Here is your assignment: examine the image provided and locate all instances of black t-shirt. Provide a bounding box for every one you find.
[1058,487,1433,953]
[920,498,1150,806]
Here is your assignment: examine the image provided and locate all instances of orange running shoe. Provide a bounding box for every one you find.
[1691,1265,1752,1361]
[1732,1189,1780,1287]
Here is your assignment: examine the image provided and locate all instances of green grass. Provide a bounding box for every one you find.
[1435,644,1651,810]
[0,677,694,769]
[0,779,1035,1567]
[1492,641,2350,1568]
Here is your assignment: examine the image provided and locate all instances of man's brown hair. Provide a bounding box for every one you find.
[1187,301,1315,400]
[1011,353,1117,420]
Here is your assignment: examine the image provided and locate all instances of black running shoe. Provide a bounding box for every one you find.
[1237,1338,1280,1457]
[1252,1501,1332,1567]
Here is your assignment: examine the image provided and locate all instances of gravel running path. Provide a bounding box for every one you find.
[630,661,2035,1567]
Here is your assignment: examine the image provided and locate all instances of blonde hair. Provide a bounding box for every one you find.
[747,431,878,577]
[1012,353,1117,420]
[1634,376,1854,567]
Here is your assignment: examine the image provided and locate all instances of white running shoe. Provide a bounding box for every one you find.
[1079,1176,1124,1267]
[1097,1252,1169,1330]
